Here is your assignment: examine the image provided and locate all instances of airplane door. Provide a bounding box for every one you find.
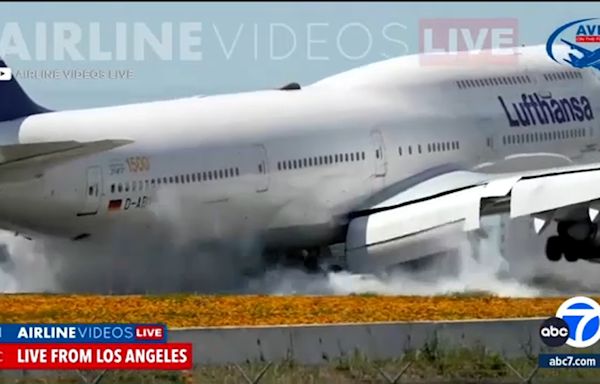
[370,129,387,177]
[254,144,269,193]
[78,166,102,216]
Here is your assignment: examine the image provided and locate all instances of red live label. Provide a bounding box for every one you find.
[135,325,163,341]
[419,18,519,66]
[0,343,192,370]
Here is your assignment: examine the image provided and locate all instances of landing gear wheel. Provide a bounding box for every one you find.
[563,239,580,262]
[545,236,563,262]
[564,250,579,262]
[303,255,320,272]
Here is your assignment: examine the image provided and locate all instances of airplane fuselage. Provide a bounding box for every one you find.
[2,45,600,254]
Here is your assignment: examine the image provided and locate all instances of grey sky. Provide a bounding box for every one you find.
[1,2,598,109]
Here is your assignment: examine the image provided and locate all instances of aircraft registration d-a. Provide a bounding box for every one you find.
[2,43,600,273]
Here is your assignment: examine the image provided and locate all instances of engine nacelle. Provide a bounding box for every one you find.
[345,214,465,273]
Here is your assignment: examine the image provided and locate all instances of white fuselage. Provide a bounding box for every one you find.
[1,45,600,250]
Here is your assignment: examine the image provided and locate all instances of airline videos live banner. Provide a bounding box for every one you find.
[0,324,192,370]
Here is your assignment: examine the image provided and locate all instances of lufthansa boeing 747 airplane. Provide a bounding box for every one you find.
[1,44,600,273]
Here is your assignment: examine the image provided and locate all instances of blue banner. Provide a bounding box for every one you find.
[0,324,167,343]
[539,354,600,368]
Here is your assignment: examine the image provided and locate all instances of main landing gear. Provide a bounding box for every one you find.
[545,221,599,262]
[264,246,343,273]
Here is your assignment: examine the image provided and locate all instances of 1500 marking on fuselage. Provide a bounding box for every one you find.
[126,156,150,173]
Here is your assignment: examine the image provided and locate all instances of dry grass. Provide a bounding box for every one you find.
[0,295,585,327]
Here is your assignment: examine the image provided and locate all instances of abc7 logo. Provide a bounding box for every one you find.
[540,296,600,348]
[540,317,570,347]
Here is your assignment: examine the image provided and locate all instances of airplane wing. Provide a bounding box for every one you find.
[345,163,600,271]
[0,139,133,182]
[560,39,592,56]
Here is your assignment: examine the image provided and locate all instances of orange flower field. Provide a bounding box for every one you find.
[0,295,589,328]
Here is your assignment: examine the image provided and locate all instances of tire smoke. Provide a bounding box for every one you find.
[0,215,599,296]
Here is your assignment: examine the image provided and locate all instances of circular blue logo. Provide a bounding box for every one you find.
[546,18,600,70]
[556,296,600,348]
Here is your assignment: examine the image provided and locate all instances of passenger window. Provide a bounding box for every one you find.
[361,152,365,160]
[151,179,155,187]
[192,173,196,182]
[157,178,161,185]
[88,186,94,196]
[111,184,115,194]
[218,169,223,178]
[399,146,402,156]
[330,155,334,163]
[375,150,380,159]
[125,182,130,192]
[236,168,240,176]
[350,153,354,161]
[345,153,349,162]
[176,176,181,183]
[324,156,329,165]
[224,169,229,178]
[409,146,412,155]
[302,158,307,167]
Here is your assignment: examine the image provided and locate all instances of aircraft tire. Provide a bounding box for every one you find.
[545,236,563,262]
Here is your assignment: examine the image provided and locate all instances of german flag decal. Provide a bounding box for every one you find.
[108,199,122,211]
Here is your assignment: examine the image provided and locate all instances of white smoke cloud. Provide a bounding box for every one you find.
[0,212,599,297]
